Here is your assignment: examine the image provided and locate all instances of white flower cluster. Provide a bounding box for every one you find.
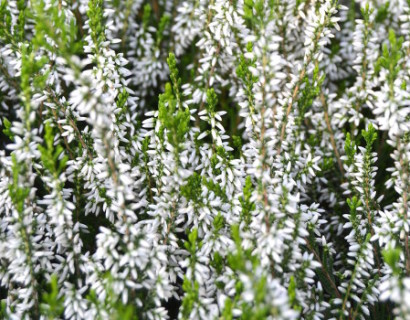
[0,0,409,319]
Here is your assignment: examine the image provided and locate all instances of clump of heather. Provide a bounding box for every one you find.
[0,0,409,319]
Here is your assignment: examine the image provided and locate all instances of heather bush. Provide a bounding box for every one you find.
[0,0,409,319]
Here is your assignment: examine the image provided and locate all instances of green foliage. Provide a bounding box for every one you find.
[0,1,13,43]
[375,29,403,90]
[296,64,325,125]
[236,43,259,90]
[32,0,82,55]
[87,275,137,320]
[232,135,242,149]
[0,0,409,318]
[360,3,374,22]
[15,0,27,43]
[115,89,130,122]
[2,117,13,139]
[40,275,64,319]
[228,225,257,272]
[156,14,170,47]
[184,227,201,255]
[181,228,202,319]
[167,53,182,106]
[375,2,389,23]
[243,0,254,22]
[38,123,68,178]
[362,123,377,150]
[142,4,152,30]
[202,177,228,202]
[344,132,356,166]
[287,276,299,309]
[20,44,48,108]
[211,251,224,274]
[180,277,200,319]
[213,213,225,233]
[239,176,255,227]
[382,247,402,275]
[181,173,202,202]
[243,0,264,26]
[158,88,190,147]
[0,300,8,319]
[241,276,269,320]
[87,0,105,47]
[222,298,233,320]
[8,154,30,213]
[206,88,218,115]
[347,196,362,240]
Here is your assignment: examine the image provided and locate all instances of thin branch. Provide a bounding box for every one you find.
[320,91,345,176]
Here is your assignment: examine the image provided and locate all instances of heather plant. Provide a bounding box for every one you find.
[0,0,409,319]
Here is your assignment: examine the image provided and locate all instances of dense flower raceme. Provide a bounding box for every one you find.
[0,0,410,319]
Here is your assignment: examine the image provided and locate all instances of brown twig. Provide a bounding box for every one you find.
[46,88,93,159]
[398,139,410,275]
[277,1,336,154]
[305,238,342,299]
[320,91,345,176]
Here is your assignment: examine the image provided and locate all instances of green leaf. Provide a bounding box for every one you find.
[382,247,401,275]
[361,123,377,148]
[40,275,64,319]
[206,88,218,115]
[2,117,13,139]
[344,132,356,165]
[213,213,225,233]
